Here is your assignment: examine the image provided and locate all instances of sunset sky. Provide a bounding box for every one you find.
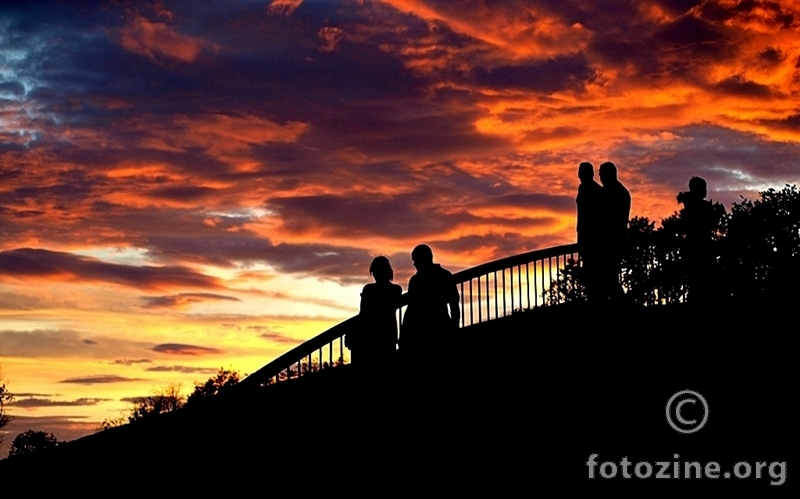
[2,0,800,453]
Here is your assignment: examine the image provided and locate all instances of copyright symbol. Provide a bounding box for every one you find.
[666,390,709,434]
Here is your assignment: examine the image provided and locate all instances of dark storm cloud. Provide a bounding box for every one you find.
[0,169,96,208]
[151,343,224,356]
[697,0,796,27]
[712,75,773,99]
[0,248,222,290]
[473,54,594,93]
[588,12,735,82]
[759,47,784,65]
[759,113,800,131]
[0,0,420,134]
[143,186,221,202]
[0,81,25,99]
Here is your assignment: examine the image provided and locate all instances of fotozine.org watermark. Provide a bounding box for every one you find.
[587,454,787,486]
[666,389,709,434]
[585,390,787,486]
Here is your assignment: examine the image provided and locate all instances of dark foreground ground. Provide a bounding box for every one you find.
[1,299,795,494]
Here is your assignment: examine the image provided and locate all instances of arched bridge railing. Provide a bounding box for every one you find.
[239,243,580,389]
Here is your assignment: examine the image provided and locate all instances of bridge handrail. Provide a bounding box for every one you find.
[238,317,358,389]
[239,243,581,389]
[452,243,578,282]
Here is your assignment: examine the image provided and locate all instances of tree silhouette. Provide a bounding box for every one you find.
[545,184,799,305]
[0,367,12,448]
[718,184,800,299]
[100,384,184,430]
[544,256,585,305]
[186,368,240,406]
[0,370,14,445]
[8,430,58,458]
[128,384,184,423]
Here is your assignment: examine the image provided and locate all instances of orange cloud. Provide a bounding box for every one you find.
[318,27,344,52]
[135,114,308,164]
[120,16,218,62]
[268,0,304,17]
[377,0,590,60]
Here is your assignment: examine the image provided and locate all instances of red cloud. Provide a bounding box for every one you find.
[268,0,304,17]
[120,16,217,62]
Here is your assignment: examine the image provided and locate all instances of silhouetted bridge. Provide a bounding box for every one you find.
[240,241,692,388]
[4,242,792,490]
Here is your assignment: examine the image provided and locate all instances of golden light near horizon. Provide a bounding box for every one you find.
[2,0,800,454]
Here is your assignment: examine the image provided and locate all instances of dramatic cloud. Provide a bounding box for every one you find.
[0,249,223,290]
[268,0,305,17]
[151,343,225,356]
[472,54,595,93]
[120,16,218,63]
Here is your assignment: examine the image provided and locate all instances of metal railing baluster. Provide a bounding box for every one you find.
[477,275,482,323]
[494,270,499,319]
[485,272,490,320]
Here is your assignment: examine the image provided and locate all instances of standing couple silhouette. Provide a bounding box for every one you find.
[576,161,631,303]
[346,244,459,367]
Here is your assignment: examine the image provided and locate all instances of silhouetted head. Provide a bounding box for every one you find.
[688,176,707,199]
[411,244,434,270]
[578,162,594,183]
[369,256,393,283]
[599,162,617,185]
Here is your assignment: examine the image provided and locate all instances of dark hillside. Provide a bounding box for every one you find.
[1,299,793,493]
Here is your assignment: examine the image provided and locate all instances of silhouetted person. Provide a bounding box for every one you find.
[400,244,460,364]
[599,161,631,302]
[576,162,604,300]
[677,177,719,303]
[346,256,402,366]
